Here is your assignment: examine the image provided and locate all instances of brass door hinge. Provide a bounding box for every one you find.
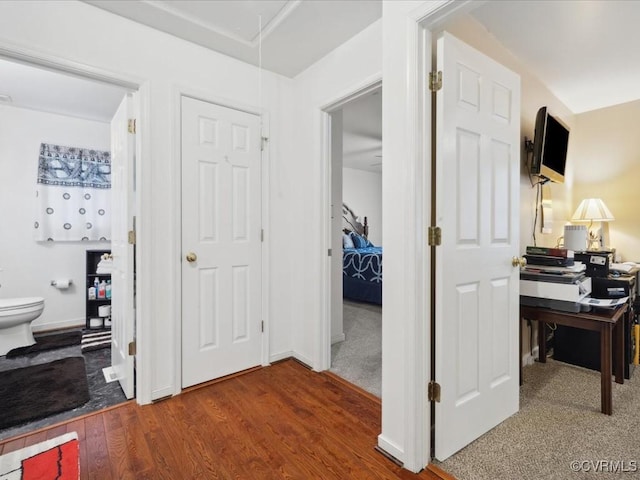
[428,226,441,246]
[128,341,137,356]
[128,119,136,134]
[261,229,264,242]
[328,248,332,257]
[128,230,136,245]
[261,321,264,333]
[261,136,269,151]
[428,381,441,402]
[429,71,442,92]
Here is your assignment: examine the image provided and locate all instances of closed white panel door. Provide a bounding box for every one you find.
[434,32,521,460]
[181,96,262,388]
[110,94,135,399]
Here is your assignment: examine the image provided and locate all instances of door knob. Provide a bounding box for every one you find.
[512,256,526,268]
[186,252,197,263]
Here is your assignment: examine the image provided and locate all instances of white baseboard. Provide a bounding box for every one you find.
[269,350,294,364]
[377,434,404,465]
[522,346,540,367]
[32,318,84,333]
[331,332,346,344]
[292,352,313,369]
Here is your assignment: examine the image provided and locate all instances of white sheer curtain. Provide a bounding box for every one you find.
[34,143,111,242]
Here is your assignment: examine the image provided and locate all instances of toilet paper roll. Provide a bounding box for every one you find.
[98,305,111,317]
[52,279,70,289]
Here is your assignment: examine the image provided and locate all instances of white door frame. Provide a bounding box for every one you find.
[318,75,382,372]
[171,86,271,393]
[389,0,483,472]
[0,41,151,403]
[315,0,480,472]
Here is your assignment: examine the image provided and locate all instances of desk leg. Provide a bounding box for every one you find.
[614,317,624,385]
[538,320,547,364]
[601,325,612,415]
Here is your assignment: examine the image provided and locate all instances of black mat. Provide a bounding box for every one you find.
[0,356,90,429]
[5,331,82,358]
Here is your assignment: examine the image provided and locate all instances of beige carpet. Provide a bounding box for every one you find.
[330,300,381,397]
[437,360,640,480]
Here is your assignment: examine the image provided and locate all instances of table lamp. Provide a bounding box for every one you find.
[570,198,614,250]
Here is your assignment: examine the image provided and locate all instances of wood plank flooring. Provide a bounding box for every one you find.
[0,359,452,479]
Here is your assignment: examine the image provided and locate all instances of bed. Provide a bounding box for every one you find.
[342,203,382,305]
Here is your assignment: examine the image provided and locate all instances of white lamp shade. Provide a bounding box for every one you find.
[571,198,615,222]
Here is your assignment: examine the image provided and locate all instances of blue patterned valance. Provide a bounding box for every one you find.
[38,143,111,189]
[35,143,111,242]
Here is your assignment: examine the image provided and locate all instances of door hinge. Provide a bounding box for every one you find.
[429,71,442,92]
[261,321,264,333]
[128,230,136,245]
[128,118,136,134]
[428,226,441,246]
[128,341,137,356]
[261,136,269,151]
[428,381,441,402]
[261,229,264,242]
[328,248,332,257]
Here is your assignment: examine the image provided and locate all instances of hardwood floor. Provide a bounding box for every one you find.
[0,359,453,479]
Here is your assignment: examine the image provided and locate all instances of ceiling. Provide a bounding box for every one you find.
[0,59,129,122]
[1,0,639,160]
[84,0,382,79]
[470,0,640,114]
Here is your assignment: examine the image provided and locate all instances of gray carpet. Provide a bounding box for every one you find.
[330,300,381,397]
[437,359,640,480]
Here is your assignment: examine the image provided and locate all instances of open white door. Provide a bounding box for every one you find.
[110,94,136,399]
[434,32,520,460]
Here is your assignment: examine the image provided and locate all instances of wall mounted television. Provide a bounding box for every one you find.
[531,106,570,183]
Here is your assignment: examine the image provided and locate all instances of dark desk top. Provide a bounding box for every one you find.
[521,303,628,325]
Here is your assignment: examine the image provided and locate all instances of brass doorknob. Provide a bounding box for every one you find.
[512,256,527,268]
[186,252,197,263]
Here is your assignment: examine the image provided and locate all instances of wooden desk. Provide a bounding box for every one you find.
[520,304,627,415]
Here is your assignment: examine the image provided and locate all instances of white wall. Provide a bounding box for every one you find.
[0,105,111,331]
[571,100,640,260]
[343,167,382,246]
[289,20,382,368]
[0,0,293,403]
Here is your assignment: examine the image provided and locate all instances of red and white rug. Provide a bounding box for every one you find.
[0,432,79,480]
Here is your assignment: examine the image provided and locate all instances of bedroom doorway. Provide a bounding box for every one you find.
[325,83,382,397]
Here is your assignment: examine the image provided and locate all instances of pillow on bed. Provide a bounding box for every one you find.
[350,232,369,249]
[343,233,355,249]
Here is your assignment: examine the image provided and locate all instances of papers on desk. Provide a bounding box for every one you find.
[610,262,638,273]
[579,296,629,308]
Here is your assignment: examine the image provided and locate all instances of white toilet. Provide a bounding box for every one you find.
[0,297,45,356]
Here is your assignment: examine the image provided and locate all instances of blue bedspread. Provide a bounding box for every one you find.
[343,246,382,304]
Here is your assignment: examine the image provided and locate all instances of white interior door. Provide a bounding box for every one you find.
[181,96,263,388]
[110,93,136,399]
[434,32,521,460]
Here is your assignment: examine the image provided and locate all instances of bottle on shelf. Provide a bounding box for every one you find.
[106,280,112,299]
[98,279,106,299]
[94,277,99,290]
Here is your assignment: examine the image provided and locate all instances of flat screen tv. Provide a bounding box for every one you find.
[531,106,570,183]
